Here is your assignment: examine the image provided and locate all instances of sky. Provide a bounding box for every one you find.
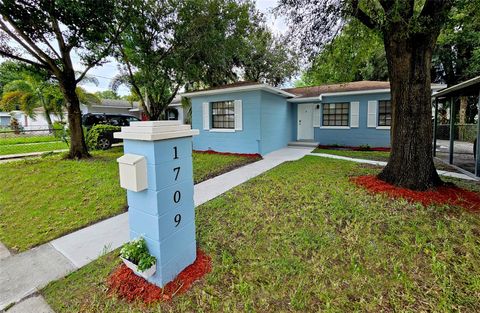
[76,0,289,96]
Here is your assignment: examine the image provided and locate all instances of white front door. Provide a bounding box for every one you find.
[297,103,314,140]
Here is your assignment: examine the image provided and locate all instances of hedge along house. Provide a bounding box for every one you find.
[183,81,445,156]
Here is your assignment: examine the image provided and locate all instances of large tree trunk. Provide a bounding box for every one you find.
[59,74,90,159]
[378,34,443,190]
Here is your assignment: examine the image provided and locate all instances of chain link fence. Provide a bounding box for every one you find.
[0,126,69,157]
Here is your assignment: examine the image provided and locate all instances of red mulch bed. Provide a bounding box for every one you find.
[317,145,390,152]
[107,249,212,304]
[351,175,480,212]
[194,149,262,159]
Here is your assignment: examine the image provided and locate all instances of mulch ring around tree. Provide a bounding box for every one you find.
[107,249,212,304]
[351,175,480,212]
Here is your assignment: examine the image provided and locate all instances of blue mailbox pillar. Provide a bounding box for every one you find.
[114,121,199,287]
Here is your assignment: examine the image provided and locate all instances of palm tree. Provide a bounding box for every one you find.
[0,76,100,129]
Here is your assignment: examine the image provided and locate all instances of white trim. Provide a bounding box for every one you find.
[234,100,243,131]
[376,126,391,130]
[288,96,321,103]
[350,101,360,128]
[321,89,390,97]
[202,102,210,130]
[183,84,297,98]
[367,100,378,128]
[313,104,320,127]
[208,128,235,132]
[319,126,350,129]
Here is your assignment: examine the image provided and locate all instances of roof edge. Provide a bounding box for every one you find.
[182,83,296,98]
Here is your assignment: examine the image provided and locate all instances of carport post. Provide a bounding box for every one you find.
[476,90,480,177]
[449,96,455,164]
[433,97,438,157]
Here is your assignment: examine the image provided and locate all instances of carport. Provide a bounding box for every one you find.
[432,76,480,177]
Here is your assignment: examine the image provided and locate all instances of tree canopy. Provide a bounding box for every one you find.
[296,20,387,86]
[0,0,131,158]
[279,0,454,190]
[112,0,297,120]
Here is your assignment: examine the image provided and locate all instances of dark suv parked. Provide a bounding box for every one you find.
[82,113,140,149]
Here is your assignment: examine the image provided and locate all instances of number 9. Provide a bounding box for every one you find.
[174,214,181,227]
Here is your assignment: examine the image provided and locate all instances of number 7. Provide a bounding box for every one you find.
[173,167,180,181]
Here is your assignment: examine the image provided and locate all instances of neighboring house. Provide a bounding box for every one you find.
[81,98,185,123]
[80,99,143,119]
[183,81,446,156]
[0,112,10,127]
[0,98,185,129]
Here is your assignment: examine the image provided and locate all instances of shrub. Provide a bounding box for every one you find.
[52,121,67,139]
[357,144,371,151]
[9,117,22,134]
[85,124,120,150]
[120,237,156,272]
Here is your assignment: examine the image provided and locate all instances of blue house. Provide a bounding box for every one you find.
[183,81,444,156]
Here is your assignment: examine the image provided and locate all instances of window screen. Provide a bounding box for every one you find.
[211,101,235,129]
[378,100,392,126]
[322,103,349,126]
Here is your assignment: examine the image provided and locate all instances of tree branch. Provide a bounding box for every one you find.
[0,15,58,71]
[351,0,377,29]
[0,49,47,68]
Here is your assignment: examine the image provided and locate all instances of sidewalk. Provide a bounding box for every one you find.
[309,153,478,181]
[0,147,313,311]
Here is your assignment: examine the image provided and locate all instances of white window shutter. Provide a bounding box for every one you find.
[202,102,210,130]
[350,101,360,128]
[234,100,242,131]
[313,104,320,127]
[367,100,378,128]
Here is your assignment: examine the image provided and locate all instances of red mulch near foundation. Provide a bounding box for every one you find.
[194,149,262,159]
[317,145,390,152]
[351,175,480,212]
[107,249,212,304]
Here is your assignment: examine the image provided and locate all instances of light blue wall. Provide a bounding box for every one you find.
[259,91,293,155]
[312,92,391,147]
[191,91,262,154]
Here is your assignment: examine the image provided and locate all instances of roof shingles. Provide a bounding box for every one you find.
[282,81,391,98]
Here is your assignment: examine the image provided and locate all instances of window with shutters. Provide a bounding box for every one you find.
[211,100,235,129]
[378,100,392,126]
[322,103,349,126]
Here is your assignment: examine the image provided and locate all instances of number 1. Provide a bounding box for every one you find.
[173,146,178,159]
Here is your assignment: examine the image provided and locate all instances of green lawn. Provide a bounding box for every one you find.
[193,152,261,184]
[0,135,61,145]
[42,156,480,312]
[0,148,259,252]
[0,141,68,156]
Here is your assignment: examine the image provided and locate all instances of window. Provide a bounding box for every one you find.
[211,101,235,129]
[378,100,391,126]
[322,103,349,126]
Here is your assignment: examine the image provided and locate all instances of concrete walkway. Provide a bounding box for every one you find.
[0,146,313,311]
[309,153,479,181]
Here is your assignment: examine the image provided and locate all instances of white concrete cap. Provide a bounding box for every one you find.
[114,121,199,141]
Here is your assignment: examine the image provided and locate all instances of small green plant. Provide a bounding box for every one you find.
[358,144,371,151]
[120,237,156,272]
[85,124,120,150]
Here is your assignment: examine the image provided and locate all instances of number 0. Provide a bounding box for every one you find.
[173,190,181,203]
